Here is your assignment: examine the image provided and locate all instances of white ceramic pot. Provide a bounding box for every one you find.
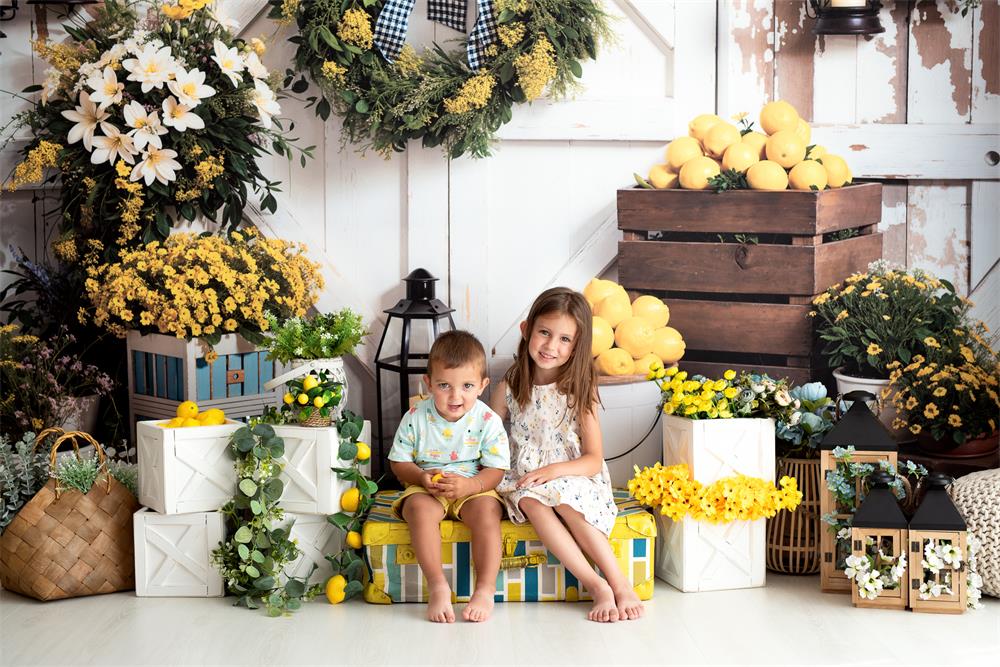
[831,368,903,437]
[57,394,101,434]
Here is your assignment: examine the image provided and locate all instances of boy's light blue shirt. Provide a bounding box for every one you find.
[388,398,510,477]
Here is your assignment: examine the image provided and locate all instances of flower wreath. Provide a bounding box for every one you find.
[271,0,612,158]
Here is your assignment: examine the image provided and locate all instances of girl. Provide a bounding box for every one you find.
[490,287,644,623]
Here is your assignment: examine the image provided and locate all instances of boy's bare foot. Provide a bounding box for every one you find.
[613,585,645,620]
[427,582,455,623]
[462,587,495,622]
[587,581,619,623]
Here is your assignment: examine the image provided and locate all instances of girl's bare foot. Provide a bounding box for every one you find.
[462,586,495,622]
[613,585,645,620]
[587,580,619,623]
[427,582,455,623]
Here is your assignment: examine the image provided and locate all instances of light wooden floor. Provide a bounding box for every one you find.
[1,575,998,666]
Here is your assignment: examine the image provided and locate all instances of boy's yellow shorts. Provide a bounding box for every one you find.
[391,484,503,520]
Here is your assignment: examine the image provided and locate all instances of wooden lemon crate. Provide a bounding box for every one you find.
[617,183,884,385]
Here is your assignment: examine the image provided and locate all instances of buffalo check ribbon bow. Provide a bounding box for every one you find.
[373,0,498,71]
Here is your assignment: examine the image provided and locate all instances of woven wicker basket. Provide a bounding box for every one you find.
[766,457,822,575]
[299,410,332,427]
[0,428,139,600]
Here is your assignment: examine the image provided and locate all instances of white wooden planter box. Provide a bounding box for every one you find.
[137,420,243,515]
[597,378,663,488]
[655,514,765,592]
[271,421,370,514]
[133,508,224,597]
[280,512,344,586]
[661,415,776,483]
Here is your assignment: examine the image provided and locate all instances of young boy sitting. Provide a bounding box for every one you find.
[388,330,510,623]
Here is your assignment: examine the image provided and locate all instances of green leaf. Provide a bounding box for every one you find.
[497,9,516,23]
[21,84,43,93]
[251,550,266,563]
[499,61,515,84]
[568,60,583,78]
[253,575,275,590]
[250,499,263,515]
[344,580,364,598]
[318,26,341,50]
[338,440,358,460]
[284,579,306,598]
[234,526,253,543]
[355,99,369,114]
[237,544,250,560]
[239,479,258,497]
[328,512,353,529]
[263,478,284,502]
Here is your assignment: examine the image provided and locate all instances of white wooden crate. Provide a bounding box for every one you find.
[271,421,370,514]
[133,508,224,597]
[662,415,775,483]
[655,514,765,593]
[280,512,344,586]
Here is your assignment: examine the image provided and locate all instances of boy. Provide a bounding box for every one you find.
[388,330,510,623]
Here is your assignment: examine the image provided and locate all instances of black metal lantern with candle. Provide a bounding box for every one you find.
[807,0,885,36]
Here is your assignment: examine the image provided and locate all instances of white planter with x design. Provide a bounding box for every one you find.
[133,508,225,597]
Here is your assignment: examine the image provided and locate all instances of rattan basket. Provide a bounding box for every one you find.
[766,457,822,575]
[299,409,332,427]
[0,428,139,600]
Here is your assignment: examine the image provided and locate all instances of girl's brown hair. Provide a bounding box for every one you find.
[504,287,597,416]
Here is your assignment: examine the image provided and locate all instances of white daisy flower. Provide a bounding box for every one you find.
[167,67,216,108]
[122,43,177,93]
[88,67,125,109]
[61,91,112,151]
[123,101,168,151]
[250,78,280,129]
[130,146,181,186]
[90,124,137,165]
[211,39,245,87]
[243,51,268,80]
[162,96,205,132]
[211,6,240,31]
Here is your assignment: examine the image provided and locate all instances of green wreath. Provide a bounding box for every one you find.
[270,0,612,158]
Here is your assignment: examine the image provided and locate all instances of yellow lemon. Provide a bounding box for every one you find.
[665,136,703,171]
[283,392,294,405]
[596,348,635,376]
[746,160,789,191]
[302,375,319,391]
[176,400,199,419]
[325,574,347,604]
[635,353,663,376]
[592,316,615,358]
[582,278,620,308]
[820,154,852,188]
[340,487,360,513]
[703,122,741,159]
[346,531,363,550]
[631,295,670,329]
[722,142,760,173]
[431,473,444,484]
[794,117,811,145]
[297,393,309,405]
[788,160,828,191]
[759,100,800,135]
[652,327,686,364]
[197,408,226,425]
[313,396,326,408]
[765,130,806,169]
[678,156,721,190]
[615,316,656,359]
[807,144,827,160]
[742,131,768,160]
[688,113,723,141]
[593,292,632,329]
[161,417,185,428]
[648,163,679,189]
[355,442,371,461]
[181,418,201,428]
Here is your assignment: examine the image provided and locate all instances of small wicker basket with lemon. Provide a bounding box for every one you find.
[280,370,344,427]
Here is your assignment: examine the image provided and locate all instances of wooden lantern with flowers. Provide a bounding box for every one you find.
[819,390,897,593]
[908,473,968,614]
[847,471,909,610]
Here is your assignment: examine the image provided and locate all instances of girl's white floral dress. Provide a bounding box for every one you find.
[497,383,617,536]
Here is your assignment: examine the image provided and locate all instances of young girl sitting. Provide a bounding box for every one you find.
[490,287,644,623]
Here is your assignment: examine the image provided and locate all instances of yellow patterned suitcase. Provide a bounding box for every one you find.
[362,489,655,603]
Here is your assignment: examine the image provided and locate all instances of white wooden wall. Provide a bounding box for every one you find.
[1,1,996,464]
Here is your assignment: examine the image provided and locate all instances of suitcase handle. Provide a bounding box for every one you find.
[500,554,546,570]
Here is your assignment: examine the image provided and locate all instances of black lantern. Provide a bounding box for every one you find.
[908,473,969,613]
[807,0,884,36]
[373,269,456,474]
[849,470,909,609]
[818,390,898,592]
[1,1,98,25]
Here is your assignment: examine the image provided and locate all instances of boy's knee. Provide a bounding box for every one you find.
[401,493,445,523]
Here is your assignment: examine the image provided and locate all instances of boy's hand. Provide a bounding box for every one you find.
[516,465,560,489]
[421,469,444,495]
[434,473,476,500]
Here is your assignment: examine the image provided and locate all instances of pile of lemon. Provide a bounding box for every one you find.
[585,278,685,376]
[159,401,227,428]
[647,100,852,192]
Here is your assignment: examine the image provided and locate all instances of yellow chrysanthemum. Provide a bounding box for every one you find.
[514,36,557,101]
[948,414,962,428]
[337,8,374,50]
[443,73,496,114]
[923,403,939,419]
[866,343,882,356]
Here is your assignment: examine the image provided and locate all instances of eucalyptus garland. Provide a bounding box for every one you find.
[272,0,612,158]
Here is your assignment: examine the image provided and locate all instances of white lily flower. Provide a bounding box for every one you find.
[250,78,280,129]
[123,43,177,93]
[88,67,125,109]
[131,146,181,185]
[61,91,112,151]
[162,96,205,132]
[167,67,216,108]
[243,51,268,80]
[123,101,168,151]
[90,124,137,165]
[211,39,245,86]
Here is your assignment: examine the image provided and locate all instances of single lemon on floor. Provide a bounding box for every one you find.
[635,353,663,376]
[688,113,723,141]
[325,574,347,604]
[652,327,686,364]
[615,317,656,359]
[760,100,800,135]
[703,122,741,159]
[176,400,198,419]
[592,316,615,357]
[596,348,635,376]
[297,393,309,405]
[820,154,852,188]
[583,278,620,308]
[788,160,828,191]
[302,375,319,391]
[340,487,360,513]
[648,163,679,189]
[679,156,721,190]
[665,136,703,171]
[722,142,760,173]
[742,131,768,160]
[594,292,632,328]
[807,144,827,160]
[346,531,363,550]
[355,442,371,461]
[746,160,789,191]
[631,295,670,329]
[794,118,811,145]
[765,130,806,169]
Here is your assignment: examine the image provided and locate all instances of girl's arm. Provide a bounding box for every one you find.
[488,379,509,420]
[515,402,604,487]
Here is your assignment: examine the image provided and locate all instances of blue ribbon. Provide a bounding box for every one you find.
[373,0,497,72]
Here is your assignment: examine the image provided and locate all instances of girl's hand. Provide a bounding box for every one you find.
[435,473,475,500]
[516,465,560,489]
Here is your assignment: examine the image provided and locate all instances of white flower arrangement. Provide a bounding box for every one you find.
[843,536,907,600]
[917,535,984,609]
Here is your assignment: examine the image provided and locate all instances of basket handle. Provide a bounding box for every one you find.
[264,361,319,391]
[49,431,112,496]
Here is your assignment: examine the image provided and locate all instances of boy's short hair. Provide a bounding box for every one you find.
[427,330,487,379]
